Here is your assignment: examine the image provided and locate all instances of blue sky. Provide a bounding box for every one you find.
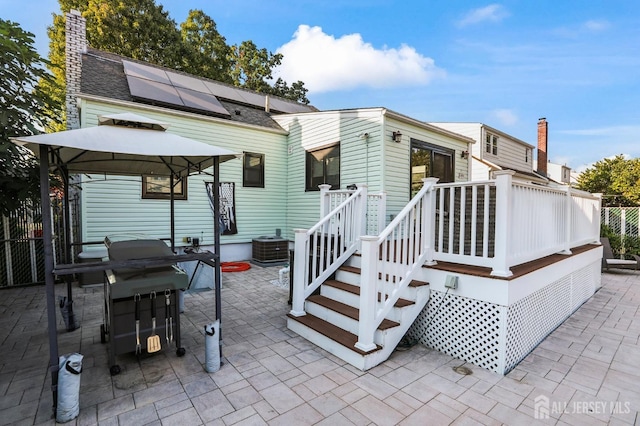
[4,0,640,172]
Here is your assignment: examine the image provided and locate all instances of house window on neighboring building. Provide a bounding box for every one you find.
[485,133,498,155]
[305,143,340,191]
[410,139,454,197]
[142,175,187,200]
[525,148,530,163]
[243,152,265,188]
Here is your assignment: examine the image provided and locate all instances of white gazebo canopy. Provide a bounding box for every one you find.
[11,112,240,176]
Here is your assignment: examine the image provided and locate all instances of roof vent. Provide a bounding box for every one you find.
[235,110,241,115]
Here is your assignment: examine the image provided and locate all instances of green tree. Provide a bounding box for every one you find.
[82,0,190,68]
[577,155,640,207]
[271,78,310,105]
[0,19,57,215]
[229,40,282,93]
[43,1,309,129]
[180,9,232,83]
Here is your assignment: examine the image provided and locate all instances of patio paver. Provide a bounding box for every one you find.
[0,265,639,425]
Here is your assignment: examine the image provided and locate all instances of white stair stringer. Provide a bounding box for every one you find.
[286,254,431,371]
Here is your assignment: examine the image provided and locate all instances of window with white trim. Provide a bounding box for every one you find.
[485,133,498,155]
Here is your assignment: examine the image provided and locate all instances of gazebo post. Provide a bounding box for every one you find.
[40,145,59,415]
[213,156,222,357]
[62,167,78,331]
[170,174,175,252]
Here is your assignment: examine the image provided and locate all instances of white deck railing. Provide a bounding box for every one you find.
[290,184,369,316]
[324,185,387,236]
[290,174,601,350]
[431,170,602,276]
[355,178,439,351]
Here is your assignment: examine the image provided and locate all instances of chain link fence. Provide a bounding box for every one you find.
[0,197,70,287]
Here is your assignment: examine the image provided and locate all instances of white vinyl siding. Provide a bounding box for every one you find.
[431,123,535,175]
[78,100,289,247]
[471,158,492,181]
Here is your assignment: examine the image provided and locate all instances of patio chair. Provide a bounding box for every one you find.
[601,237,640,271]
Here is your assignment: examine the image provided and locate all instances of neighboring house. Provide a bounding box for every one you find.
[61,11,603,376]
[429,121,547,184]
[64,11,472,262]
[546,161,572,185]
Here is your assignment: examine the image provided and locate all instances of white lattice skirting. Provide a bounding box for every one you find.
[407,259,601,374]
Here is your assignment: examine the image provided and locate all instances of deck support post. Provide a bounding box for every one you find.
[355,184,368,248]
[422,178,439,266]
[319,184,332,235]
[491,171,514,277]
[355,235,379,352]
[290,229,308,317]
[560,186,573,255]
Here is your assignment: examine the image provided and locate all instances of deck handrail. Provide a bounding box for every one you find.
[431,171,602,276]
[290,184,368,316]
[355,178,439,352]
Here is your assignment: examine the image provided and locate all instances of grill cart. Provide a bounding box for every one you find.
[101,238,188,376]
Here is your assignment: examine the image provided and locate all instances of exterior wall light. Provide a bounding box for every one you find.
[461,150,469,159]
[392,131,402,143]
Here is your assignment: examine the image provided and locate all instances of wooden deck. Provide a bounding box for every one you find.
[425,243,601,280]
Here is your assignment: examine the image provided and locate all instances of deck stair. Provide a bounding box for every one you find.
[287,254,430,370]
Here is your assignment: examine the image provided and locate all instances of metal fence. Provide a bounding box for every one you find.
[601,207,640,238]
[0,197,70,287]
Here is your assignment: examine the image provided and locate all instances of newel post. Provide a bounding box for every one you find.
[355,235,378,352]
[290,229,308,317]
[491,171,514,277]
[593,193,603,243]
[319,184,332,235]
[356,184,368,241]
[319,184,332,217]
[561,186,573,255]
[377,192,387,235]
[422,178,439,266]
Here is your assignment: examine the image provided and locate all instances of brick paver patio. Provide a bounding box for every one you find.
[0,265,638,425]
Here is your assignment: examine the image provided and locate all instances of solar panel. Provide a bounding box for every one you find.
[236,90,266,108]
[122,58,313,116]
[126,76,183,105]
[269,97,313,113]
[166,71,210,93]
[122,60,171,85]
[176,87,230,117]
[203,81,247,103]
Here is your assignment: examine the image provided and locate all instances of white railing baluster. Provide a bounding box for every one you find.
[459,186,466,255]
[483,184,490,258]
[471,185,477,256]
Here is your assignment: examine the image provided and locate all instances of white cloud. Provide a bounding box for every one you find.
[456,4,509,27]
[583,19,610,32]
[492,109,518,126]
[274,25,445,93]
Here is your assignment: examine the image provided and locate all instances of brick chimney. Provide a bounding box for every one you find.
[65,10,87,130]
[537,117,548,177]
